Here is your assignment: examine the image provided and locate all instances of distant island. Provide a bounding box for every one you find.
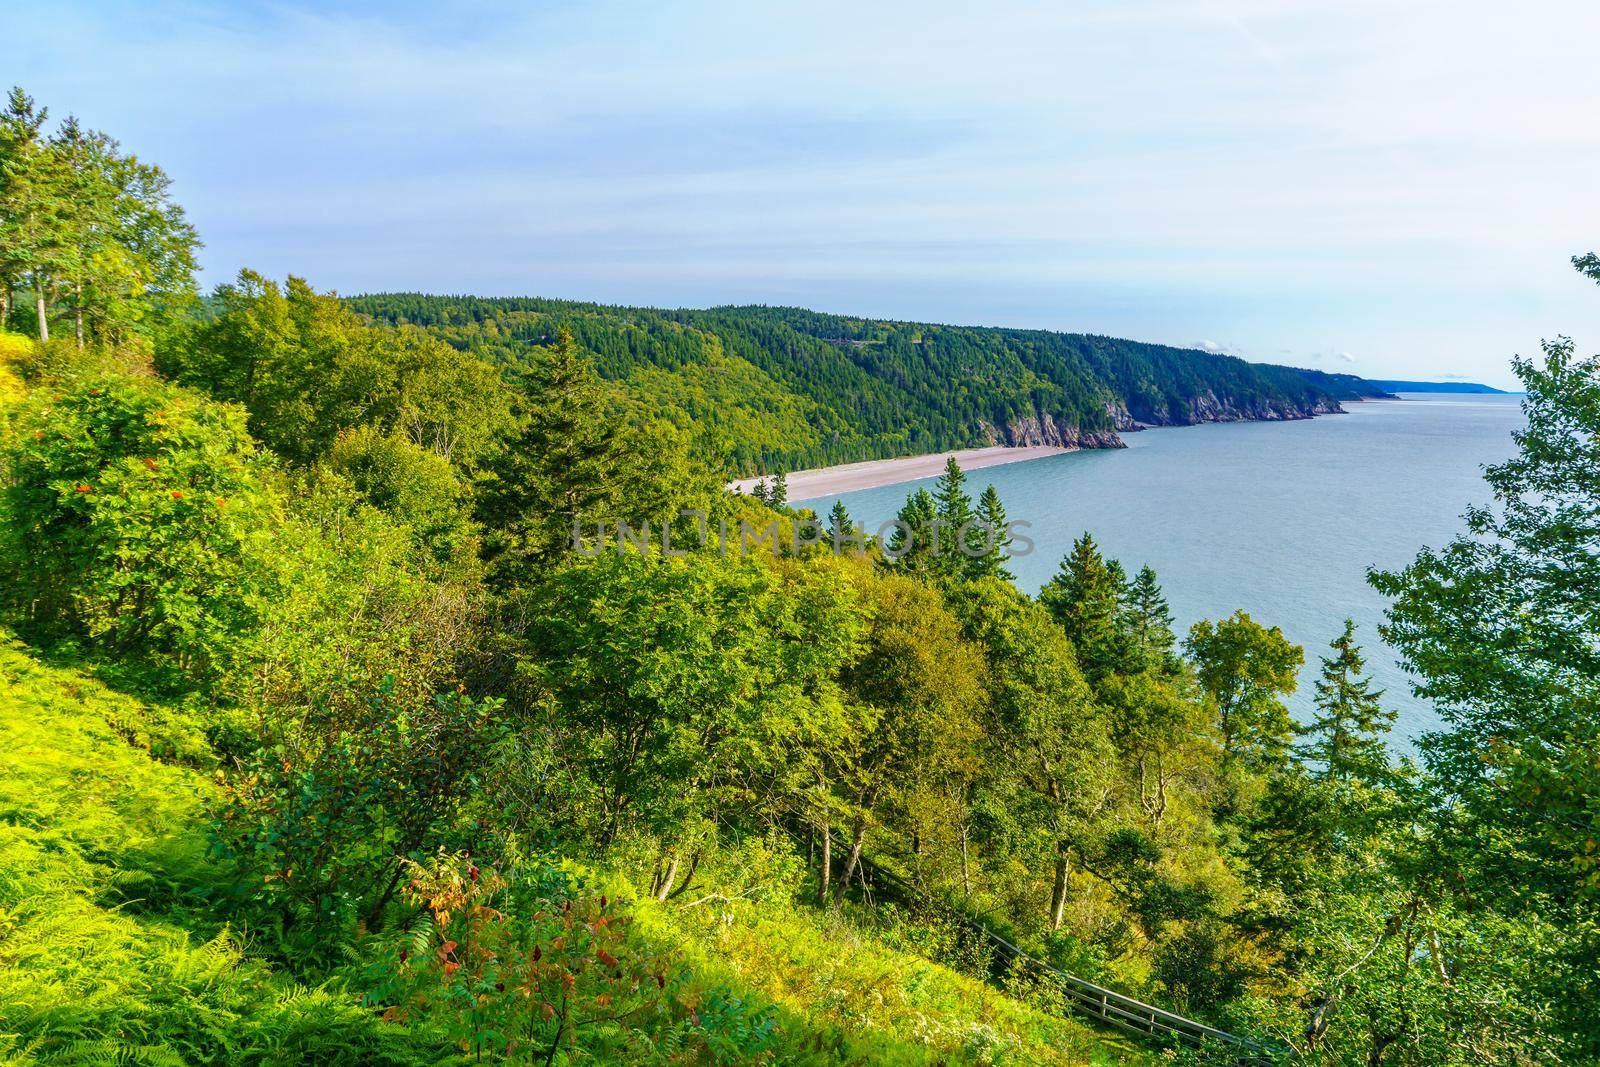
[1368,379,1512,394]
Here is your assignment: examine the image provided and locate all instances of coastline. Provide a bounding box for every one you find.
[729,444,1071,501]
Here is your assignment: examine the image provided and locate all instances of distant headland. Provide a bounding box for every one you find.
[1368,379,1513,394]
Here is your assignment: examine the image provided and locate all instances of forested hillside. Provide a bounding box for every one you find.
[3,86,1596,1066]
[348,295,1391,476]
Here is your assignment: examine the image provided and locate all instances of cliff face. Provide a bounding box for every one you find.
[980,411,1126,450]
[1129,390,1345,427]
[981,391,1343,451]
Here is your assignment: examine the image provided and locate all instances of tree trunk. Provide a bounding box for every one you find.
[817,820,831,905]
[35,282,48,343]
[1049,849,1070,930]
[839,822,867,898]
[655,851,680,902]
[74,283,84,349]
[959,819,972,896]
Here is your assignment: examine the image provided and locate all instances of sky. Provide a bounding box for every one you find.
[7,1,1600,387]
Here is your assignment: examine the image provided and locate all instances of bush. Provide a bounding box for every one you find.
[210,684,506,962]
[0,373,281,685]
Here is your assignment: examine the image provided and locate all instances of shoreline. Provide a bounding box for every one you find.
[729,444,1072,501]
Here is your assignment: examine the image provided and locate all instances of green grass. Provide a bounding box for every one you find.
[0,634,446,1065]
[0,633,1150,1064]
[631,891,1152,1066]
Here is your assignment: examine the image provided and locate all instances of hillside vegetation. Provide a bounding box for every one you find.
[347,295,1388,475]
[1,85,1595,1066]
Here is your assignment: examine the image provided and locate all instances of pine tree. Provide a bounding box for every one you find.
[479,328,622,578]
[1296,619,1394,782]
[926,457,975,579]
[885,487,937,576]
[827,498,863,553]
[1039,533,1124,680]
[1125,565,1177,672]
[969,484,1014,581]
[769,471,789,508]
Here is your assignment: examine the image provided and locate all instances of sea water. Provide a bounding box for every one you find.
[797,394,1527,741]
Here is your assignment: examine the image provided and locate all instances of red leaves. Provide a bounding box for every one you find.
[596,948,619,968]
[170,490,184,499]
[74,484,92,493]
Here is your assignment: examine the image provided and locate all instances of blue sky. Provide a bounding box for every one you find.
[8,1,1600,386]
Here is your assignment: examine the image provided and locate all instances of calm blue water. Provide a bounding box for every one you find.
[797,394,1527,740]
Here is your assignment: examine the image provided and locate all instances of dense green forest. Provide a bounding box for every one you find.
[346,294,1390,476]
[3,87,1598,1065]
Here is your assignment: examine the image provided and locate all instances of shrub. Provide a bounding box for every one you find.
[0,373,281,684]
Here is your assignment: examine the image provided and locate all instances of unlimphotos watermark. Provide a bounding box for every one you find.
[572,510,1035,559]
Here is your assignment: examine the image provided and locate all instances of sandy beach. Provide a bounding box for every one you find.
[729,444,1071,501]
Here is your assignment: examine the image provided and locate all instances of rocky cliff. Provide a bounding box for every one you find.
[982,392,1344,451]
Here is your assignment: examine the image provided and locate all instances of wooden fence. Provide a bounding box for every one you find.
[842,839,1285,1064]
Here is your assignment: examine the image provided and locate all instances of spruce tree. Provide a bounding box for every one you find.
[1126,564,1177,672]
[1039,533,1124,680]
[769,471,789,508]
[479,328,621,578]
[885,487,937,576]
[970,484,1014,581]
[1296,619,1394,782]
[930,457,975,579]
[827,498,862,553]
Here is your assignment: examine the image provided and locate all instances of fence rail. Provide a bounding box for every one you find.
[838,836,1285,1064]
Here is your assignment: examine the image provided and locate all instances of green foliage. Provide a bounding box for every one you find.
[210,685,506,959]
[158,271,515,472]
[511,551,865,849]
[0,373,279,684]
[1296,620,1395,783]
[1184,611,1303,767]
[347,294,1382,476]
[1370,329,1600,1056]
[0,635,449,1065]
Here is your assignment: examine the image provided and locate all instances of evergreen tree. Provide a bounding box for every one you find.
[1125,565,1177,672]
[1039,533,1123,681]
[479,328,622,579]
[885,487,937,576]
[769,471,789,508]
[1296,620,1394,782]
[931,457,974,577]
[826,498,863,553]
[969,484,1014,581]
